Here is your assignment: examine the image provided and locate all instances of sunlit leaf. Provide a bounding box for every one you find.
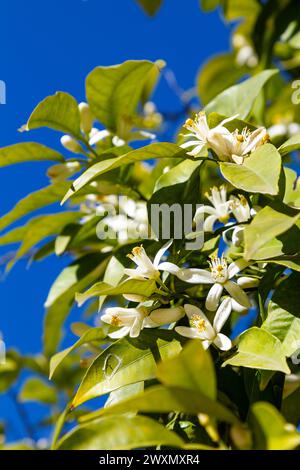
[0,143,64,168]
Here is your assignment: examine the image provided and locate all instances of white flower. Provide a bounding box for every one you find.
[79,102,93,135]
[230,195,251,223]
[163,256,251,311]
[194,185,232,231]
[102,305,184,338]
[124,240,173,281]
[181,112,237,157]
[175,299,232,351]
[181,112,269,164]
[60,135,82,154]
[102,306,149,338]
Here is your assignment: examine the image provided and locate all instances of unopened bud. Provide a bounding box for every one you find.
[47,162,81,182]
[230,424,252,449]
[79,102,93,134]
[61,135,82,154]
[237,276,259,289]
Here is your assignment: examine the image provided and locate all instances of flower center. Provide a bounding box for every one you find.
[209,255,228,283]
[190,314,206,332]
[111,315,122,327]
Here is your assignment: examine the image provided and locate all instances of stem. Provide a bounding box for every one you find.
[9,390,36,443]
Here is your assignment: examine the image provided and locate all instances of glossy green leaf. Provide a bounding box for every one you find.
[86,60,161,132]
[61,143,185,204]
[49,327,108,379]
[250,402,300,450]
[44,253,108,356]
[56,415,183,450]
[19,377,57,404]
[223,327,290,374]
[154,160,202,192]
[205,70,277,119]
[262,301,300,357]
[244,204,300,260]
[76,279,157,307]
[157,340,216,399]
[24,92,81,138]
[99,256,124,310]
[220,144,281,195]
[71,330,182,408]
[0,143,64,168]
[0,182,70,232]
[81,385,238,425]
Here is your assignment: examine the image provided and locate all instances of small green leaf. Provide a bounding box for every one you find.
[62,143,185,204]
[279,134,300,156]
[0,143,64,167]
[19,377,57,404]
[56,415,183,450]
[136,0,163,16]
[223,327,290,374]
[199,0,220,11]
[220,144,281,195]
[154,160,202,192]
[205,70,277,119]
[76,279,157,307]
[24,92,81,138]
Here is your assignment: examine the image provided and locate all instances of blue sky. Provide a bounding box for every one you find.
[0,0,231,442]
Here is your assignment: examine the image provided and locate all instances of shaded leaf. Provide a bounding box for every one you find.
[0,143,64,168]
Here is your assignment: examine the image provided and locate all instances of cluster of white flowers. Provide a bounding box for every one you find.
[100,240,257,352]
[181,111,269,163]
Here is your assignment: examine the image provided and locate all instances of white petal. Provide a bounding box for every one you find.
[194,205,216,219]
[149,307,185,325]
[123,268,147,280]
[227,259,249,278]
[181,140,204,149]
[231,298,249,314]
[202,340,212,350]
[184,304,215,339]
[177,268,213,284]
[213,297,232,332]
[130,315,144,338]
[157,261,180,274]
[204,214,218,232]
[205,283,223,311]
[214,333,232,351]
[108,326,131,339]
[175,326,203,339]
[153,239,173,268]
[224,280,251,308]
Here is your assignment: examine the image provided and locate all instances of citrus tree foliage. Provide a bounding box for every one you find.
[1,0,300,450]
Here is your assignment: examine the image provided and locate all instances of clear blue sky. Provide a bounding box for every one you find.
[0,0,230,442]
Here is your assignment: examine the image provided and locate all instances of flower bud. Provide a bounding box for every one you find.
[79,102,93,134]
[47,162,80,182]
[230,424,252,449]
[237,276,259,289]
[60,135,82,154]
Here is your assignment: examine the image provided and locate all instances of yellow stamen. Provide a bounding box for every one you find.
[190,314,206,332]
[111,315,122,327]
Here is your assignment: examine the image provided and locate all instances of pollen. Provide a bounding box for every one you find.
[190,314,206,332]
[132,246,143,256]
[111,315,122,327]
[185,118,194,128]
[236,134,245,142]
[262,133,270,143]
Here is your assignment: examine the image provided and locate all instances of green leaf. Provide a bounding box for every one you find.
[71,330,182,408]
[76,279,157,307]
[49,327,108,379]
[271,272,300,316]
[24,92,81,138]
[198,54,246,105]
[56,415,183,450]
[200,0,220,11]
[244,204,300,260]
[205,70,277,119]
[99,256,124,309]
[7,212,81,270]
[279,133,300,156]
[223,327,290,374]
[44,253,108,356]
[250,402,300,450]
[0,357,20,393]
[61,143,185,204]
[0,182,70,233]
[86,60,162,132]
[81,385,238,425]
[156,340,216,399]
[0,143,64,168]
[262,301,300,357]
[136,0,163,16]
[154,160,202,192]
[220,144,281,195]
[19,377,57,404]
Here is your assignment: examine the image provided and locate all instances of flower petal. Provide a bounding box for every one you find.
[227,259,249,278]
[213,297,232,332]
[108,326,131,339]
[184,304,215,339]
[130,315,144,338]
[175,326,202,339]
[204,214,218,232]
[123,268,146,280]
[178,268,213,284]
[202,340,212,350]
[224,280,251,308]
[153,239,173,268]
[205,283,223,311]
[214,333,232,351]
[149,307,185,325]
